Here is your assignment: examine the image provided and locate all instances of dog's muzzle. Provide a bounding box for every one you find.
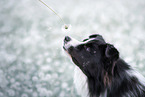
[63,36,81,51]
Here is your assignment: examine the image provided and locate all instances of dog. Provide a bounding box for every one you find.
[63,34,145,97]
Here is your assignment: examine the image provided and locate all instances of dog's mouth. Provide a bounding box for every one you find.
[63,36,80,65]
[63,36,72,57]
[63,46,66,50]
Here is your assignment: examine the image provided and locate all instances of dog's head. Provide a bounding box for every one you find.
[63,34,119,80]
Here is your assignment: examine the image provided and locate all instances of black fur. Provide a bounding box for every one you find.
[63,34,145,97]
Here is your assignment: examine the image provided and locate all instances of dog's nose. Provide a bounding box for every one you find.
[64,36,71,43]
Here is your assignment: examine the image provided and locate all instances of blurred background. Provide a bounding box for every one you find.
[0,0,145,97]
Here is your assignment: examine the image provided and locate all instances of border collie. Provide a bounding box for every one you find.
[63,34,145,97]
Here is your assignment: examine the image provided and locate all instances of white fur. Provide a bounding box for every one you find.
[74,66,89,97]
[126,69,145,86]
[124,69,145,97]
[64,37,82,50]
[64,36,96,50]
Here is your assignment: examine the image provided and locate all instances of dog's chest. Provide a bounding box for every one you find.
[74,66,89,97]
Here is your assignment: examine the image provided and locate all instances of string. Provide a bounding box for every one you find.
[39,0,65,24]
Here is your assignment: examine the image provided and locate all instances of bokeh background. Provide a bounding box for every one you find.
[0,0,145,97]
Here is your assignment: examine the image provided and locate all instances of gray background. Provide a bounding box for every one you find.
[0,0,145,97]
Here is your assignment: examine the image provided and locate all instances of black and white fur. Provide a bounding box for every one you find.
[63,34,145,97]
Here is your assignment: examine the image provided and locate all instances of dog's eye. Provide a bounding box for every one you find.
[76,45,83,50]
[86,47,91,52]
[84,45,91,52]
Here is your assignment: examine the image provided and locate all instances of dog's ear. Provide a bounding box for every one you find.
[105,44,119,61]
[99,43,119,61]
[99,43,119,76]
